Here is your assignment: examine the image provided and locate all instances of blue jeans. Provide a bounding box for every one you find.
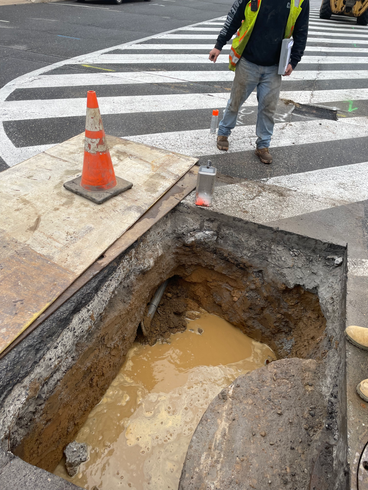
[218,58,282,149]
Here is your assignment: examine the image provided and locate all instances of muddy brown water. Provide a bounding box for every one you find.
[54,313,275,490]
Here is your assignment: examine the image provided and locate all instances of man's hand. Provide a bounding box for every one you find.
[283,64,293,76]
[209,48,221,63]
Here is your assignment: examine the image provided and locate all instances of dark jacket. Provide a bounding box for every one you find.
[215,0,309,69]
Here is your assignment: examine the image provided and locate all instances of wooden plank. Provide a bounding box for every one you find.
[0,231,74,352]
[0,166,198,358]
[0,134,197,355]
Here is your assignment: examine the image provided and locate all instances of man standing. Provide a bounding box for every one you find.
[209,0,309,164]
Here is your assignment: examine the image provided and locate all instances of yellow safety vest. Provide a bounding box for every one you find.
[229,0,304,71]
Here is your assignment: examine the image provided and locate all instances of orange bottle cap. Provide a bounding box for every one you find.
[212,109,219,116]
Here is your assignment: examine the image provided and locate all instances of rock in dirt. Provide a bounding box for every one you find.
[64,441,88,477]
[185,310,201,320]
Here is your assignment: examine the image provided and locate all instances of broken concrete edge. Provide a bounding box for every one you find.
[0,448,81,490]
[64,442,88,477]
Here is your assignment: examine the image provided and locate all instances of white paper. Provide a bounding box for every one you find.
[278,38,294,75]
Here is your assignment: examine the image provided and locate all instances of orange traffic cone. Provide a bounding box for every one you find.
[64,91,132,204]
[81,90,116,191]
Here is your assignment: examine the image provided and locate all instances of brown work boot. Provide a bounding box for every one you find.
[345,325,368,351]
[217,135,229,151]
[357,379,368,403]
[255,147,272,164]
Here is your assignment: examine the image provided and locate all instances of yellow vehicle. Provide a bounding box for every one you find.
[320,0,368,24]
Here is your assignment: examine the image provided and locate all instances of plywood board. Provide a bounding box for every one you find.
[0,134,197,353]
[0,167,198,360]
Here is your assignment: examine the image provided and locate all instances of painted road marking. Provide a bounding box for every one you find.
[13,69,368,90]
[69,54,368,64]
[303,38,368,45]
[125,116,368,157]
[147,33,368,41]
[1,89,366,121]
[267,159,368,204]
[179,25,368,35]
[308,24,368,33]
[210,162,368,229]
[30,18,57,22]
[112,44,368,53]
[81,64,115,72]
[57,35,81,40]
[211,165,368,224]
[2,115,365,168]
[153,35,368,45]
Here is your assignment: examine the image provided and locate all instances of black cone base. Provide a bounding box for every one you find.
[64,176,133,204]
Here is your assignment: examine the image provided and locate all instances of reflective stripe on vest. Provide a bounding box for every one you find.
[229,0,304,71]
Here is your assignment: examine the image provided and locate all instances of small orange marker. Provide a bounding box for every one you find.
[210,109,219,134]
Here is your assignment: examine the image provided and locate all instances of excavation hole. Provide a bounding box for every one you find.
[54,311,275,489]
[2,208,346,489]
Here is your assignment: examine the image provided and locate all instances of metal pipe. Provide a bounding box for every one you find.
[140,280,169,336]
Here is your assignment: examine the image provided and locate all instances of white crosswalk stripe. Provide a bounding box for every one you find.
[72,54,368,64]
[1,8,368,173]
[127,117,368,157]
[180,24,367,35]
[0,89,365,121]
[100,44,368,53]
[12,69,368,91]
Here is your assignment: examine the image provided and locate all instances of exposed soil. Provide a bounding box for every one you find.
[11,257,326,474]
[137,265,325,361]
[136,281,188,345]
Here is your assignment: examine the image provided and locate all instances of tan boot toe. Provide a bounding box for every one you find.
[345,325,368,350]
[255,147,272,164]
[217,135,229,151]
[357,379,368,402]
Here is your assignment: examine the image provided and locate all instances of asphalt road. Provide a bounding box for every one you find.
[1,0,368,185]
[0,0,231,89]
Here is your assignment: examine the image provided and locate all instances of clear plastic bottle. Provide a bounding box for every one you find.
[210,109,219,134]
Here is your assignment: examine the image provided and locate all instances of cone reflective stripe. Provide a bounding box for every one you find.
[80,91,117,191]
[63,90,133,204]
